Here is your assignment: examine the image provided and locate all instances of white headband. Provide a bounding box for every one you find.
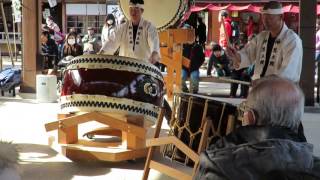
[129,3,144,9]
[261,8,283,15]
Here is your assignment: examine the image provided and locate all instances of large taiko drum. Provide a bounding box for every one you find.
[119,0,189,31]
[163,93,241,165]
[60,54,165,123]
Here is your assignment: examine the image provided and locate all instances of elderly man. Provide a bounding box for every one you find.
[99,0,160,64]
[195,75,320,180]
[226,1,302,83]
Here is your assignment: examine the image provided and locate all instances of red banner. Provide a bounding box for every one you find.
[191,4,319,14]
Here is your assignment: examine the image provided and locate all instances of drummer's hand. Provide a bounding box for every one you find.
[149,51,160,64]
[226,46,241,69]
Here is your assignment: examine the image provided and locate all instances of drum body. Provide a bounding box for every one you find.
[61,54,164,123]
[164,93,239,165]
[119,0,188,31]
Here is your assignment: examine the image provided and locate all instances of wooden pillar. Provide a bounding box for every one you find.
[210,11,220,44]
[21,0,41,93]
[299,0,317,106]
[62,0,67,33]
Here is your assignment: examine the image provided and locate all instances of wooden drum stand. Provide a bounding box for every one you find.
[159,29,195,100]
[45,111,163,162]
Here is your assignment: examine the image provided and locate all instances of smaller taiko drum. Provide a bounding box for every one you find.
[60,54,164,123]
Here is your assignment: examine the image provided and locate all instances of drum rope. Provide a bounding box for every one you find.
[163,93,238,166]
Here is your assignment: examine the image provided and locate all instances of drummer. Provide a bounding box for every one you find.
[226,1,302,84]
[99,0,160,64]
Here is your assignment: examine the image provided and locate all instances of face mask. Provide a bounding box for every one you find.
[68,38,76,45]
[107,20,113,25]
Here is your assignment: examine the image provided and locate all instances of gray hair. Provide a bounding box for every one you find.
[246,75,305,132]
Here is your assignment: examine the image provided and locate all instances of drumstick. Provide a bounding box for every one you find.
[217,77,251,86]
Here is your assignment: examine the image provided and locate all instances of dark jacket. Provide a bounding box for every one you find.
[207,53,229,75]
[41,38,58,57]
[182,43,205,73]
[195,126,320,180]
[196,22,207,46]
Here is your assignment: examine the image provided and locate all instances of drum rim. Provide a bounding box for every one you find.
[60,94,160,123]
[119,0,186,31]
[66,54,163,82]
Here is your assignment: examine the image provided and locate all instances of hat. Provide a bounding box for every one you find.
[87,27,94,30]
[129,0,144,9]
[261,1,283,15]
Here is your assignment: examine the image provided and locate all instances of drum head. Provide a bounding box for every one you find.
[119,0,186,31]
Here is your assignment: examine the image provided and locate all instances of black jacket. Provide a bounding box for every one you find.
[182,43,205,73]
[196,22,207,45]
[195,126,320,180]
[207,53,230,75]
[41,38,58,57]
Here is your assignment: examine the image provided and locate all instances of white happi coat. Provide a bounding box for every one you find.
[238,23,302,82]
[101,18,160,62]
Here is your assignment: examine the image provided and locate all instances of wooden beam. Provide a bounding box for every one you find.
[299,0,317,106]
[146,136,199,163]
[149,160,192,180]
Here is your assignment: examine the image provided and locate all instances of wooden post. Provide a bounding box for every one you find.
[142,109,164,180]
[299,0,317,106]
[122,116,145,149]
[57,114,78,144]
[21,0,41,92]
[61,0,67,33]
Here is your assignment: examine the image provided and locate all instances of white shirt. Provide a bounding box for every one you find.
[238,23,302,82]
[100,18,160,62]
[101,24,116,47]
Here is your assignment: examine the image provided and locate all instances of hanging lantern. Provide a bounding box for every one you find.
[231,11,239,17]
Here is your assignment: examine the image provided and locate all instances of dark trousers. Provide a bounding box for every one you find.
[230,69,251,97]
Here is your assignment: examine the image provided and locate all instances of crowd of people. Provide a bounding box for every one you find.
[40,13,123,74]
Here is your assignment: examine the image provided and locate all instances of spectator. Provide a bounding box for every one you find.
[62,32,83,58]
[46,16,64,45]
[181,40,205,94]
[69,27,82,45]
[40,31,58,69]
[219,10,232,49]
[207,44,231,77]
[196,16,207,47]
[246,16,254,38]
[196,75,320,180]
[101,14,117,47]
[82,27,99,54]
